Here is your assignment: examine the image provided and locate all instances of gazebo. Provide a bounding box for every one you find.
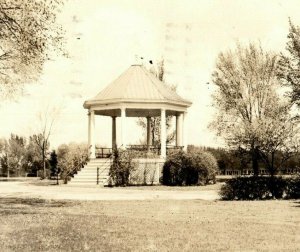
[83,64,192,159]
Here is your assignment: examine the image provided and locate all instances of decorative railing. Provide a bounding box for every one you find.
[96,157,113,185]
[127,145,184,156]
[94,145,184,159]
[95,147,113,158]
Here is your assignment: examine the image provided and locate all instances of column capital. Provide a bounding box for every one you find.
[88,109,95,116]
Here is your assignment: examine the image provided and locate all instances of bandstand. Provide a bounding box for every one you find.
[83,64,192,159]
[68,64,192,185]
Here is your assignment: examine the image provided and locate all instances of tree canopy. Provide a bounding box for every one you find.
[0,0,64,98]
[210,42,299,175]
[279,19,300,106]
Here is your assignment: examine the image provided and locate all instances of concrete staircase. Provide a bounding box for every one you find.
[68,158,111,186]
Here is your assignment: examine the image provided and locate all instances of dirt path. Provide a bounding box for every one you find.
[0,181,220,201]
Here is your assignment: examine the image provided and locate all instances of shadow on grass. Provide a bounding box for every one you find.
[0,197,73,216]
[292,200,300,207]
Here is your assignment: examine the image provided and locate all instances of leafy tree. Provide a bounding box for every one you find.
[210,43,289,176]
[49,150,58,177]
[278,19,300,106]
[255,101,299,176]
[137,60,176,145]
[0,138,9,176]
[0,134,27,177]
[24,136,43,176]
[0,0,64,98]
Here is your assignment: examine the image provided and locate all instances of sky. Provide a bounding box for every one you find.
[1,0,300,149]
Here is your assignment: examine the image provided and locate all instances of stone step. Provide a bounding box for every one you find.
[89,159,111,163]
[71,181,107,184]
[74,171,109,175]
[67,159,111,186]
[72,176,108,180]
[70,179,108,183]
[82,167,110,171]
[78,167,110,170]
[71,175,109,179]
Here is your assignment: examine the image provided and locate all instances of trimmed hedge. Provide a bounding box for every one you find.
[220,175,300,200]
[162,151,218,186]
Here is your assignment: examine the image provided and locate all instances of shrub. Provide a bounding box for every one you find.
[57,143,89,183]
[162,150,218,186]
[220,176,300,200]
[109,149,134,186]
[285,174,300,199]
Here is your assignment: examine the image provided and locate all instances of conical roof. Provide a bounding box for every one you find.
[84,65,192,109]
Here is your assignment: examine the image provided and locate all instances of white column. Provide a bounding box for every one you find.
[160,109,166,158]
[182,112,187,152]
[88,110,95,158]
[120,107,126,149]
[176,113,183,146]
[147,117,151,151]
[112,116,116,149]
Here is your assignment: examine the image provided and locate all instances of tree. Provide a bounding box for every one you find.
[210,43,288,176]
[49,150,58,179]
[0,134,27,177]
[0,138,9,176]
[278,19,300,106]
[0,0,64,98]
[137,60,176,145]
[32,106,60,178]
[255,101,299,176]
[25,136,43,176]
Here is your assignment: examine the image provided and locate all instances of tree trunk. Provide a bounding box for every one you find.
[270,152,275,177]
[42,146,46,179]
[251,145,259,176]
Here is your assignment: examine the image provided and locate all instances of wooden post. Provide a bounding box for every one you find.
[147,116,151,152]
[160,109,166,158]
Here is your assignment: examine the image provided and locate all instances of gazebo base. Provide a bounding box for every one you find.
[67,158,165,186]
[129,158,165,185]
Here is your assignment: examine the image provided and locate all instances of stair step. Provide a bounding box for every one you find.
[67,159,111,186]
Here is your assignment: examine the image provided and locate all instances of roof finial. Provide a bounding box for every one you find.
[134,55,144,66]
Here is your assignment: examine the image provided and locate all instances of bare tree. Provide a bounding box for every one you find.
[0,0,65,98]
[137,59,176,145]
[33,106,60,178]
[210,42,287,176]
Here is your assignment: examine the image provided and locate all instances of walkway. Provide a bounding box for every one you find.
[0,180,220,201]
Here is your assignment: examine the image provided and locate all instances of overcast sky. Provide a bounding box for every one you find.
[1,0,300,149]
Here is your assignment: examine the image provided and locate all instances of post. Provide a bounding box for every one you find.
[160,109,166,158]
[120,107,126,149]
[112,116,117,150]
[182,112,187,152]
[147,116,151,152]
[88,110,96,158]
[176,113,183,146]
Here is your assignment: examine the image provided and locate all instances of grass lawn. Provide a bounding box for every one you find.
[0,197,299,251]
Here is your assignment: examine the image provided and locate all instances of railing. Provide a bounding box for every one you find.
[95,147,113,158]
[127,145,184,155]
[63,162,87,184]
[96,157,113,185]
